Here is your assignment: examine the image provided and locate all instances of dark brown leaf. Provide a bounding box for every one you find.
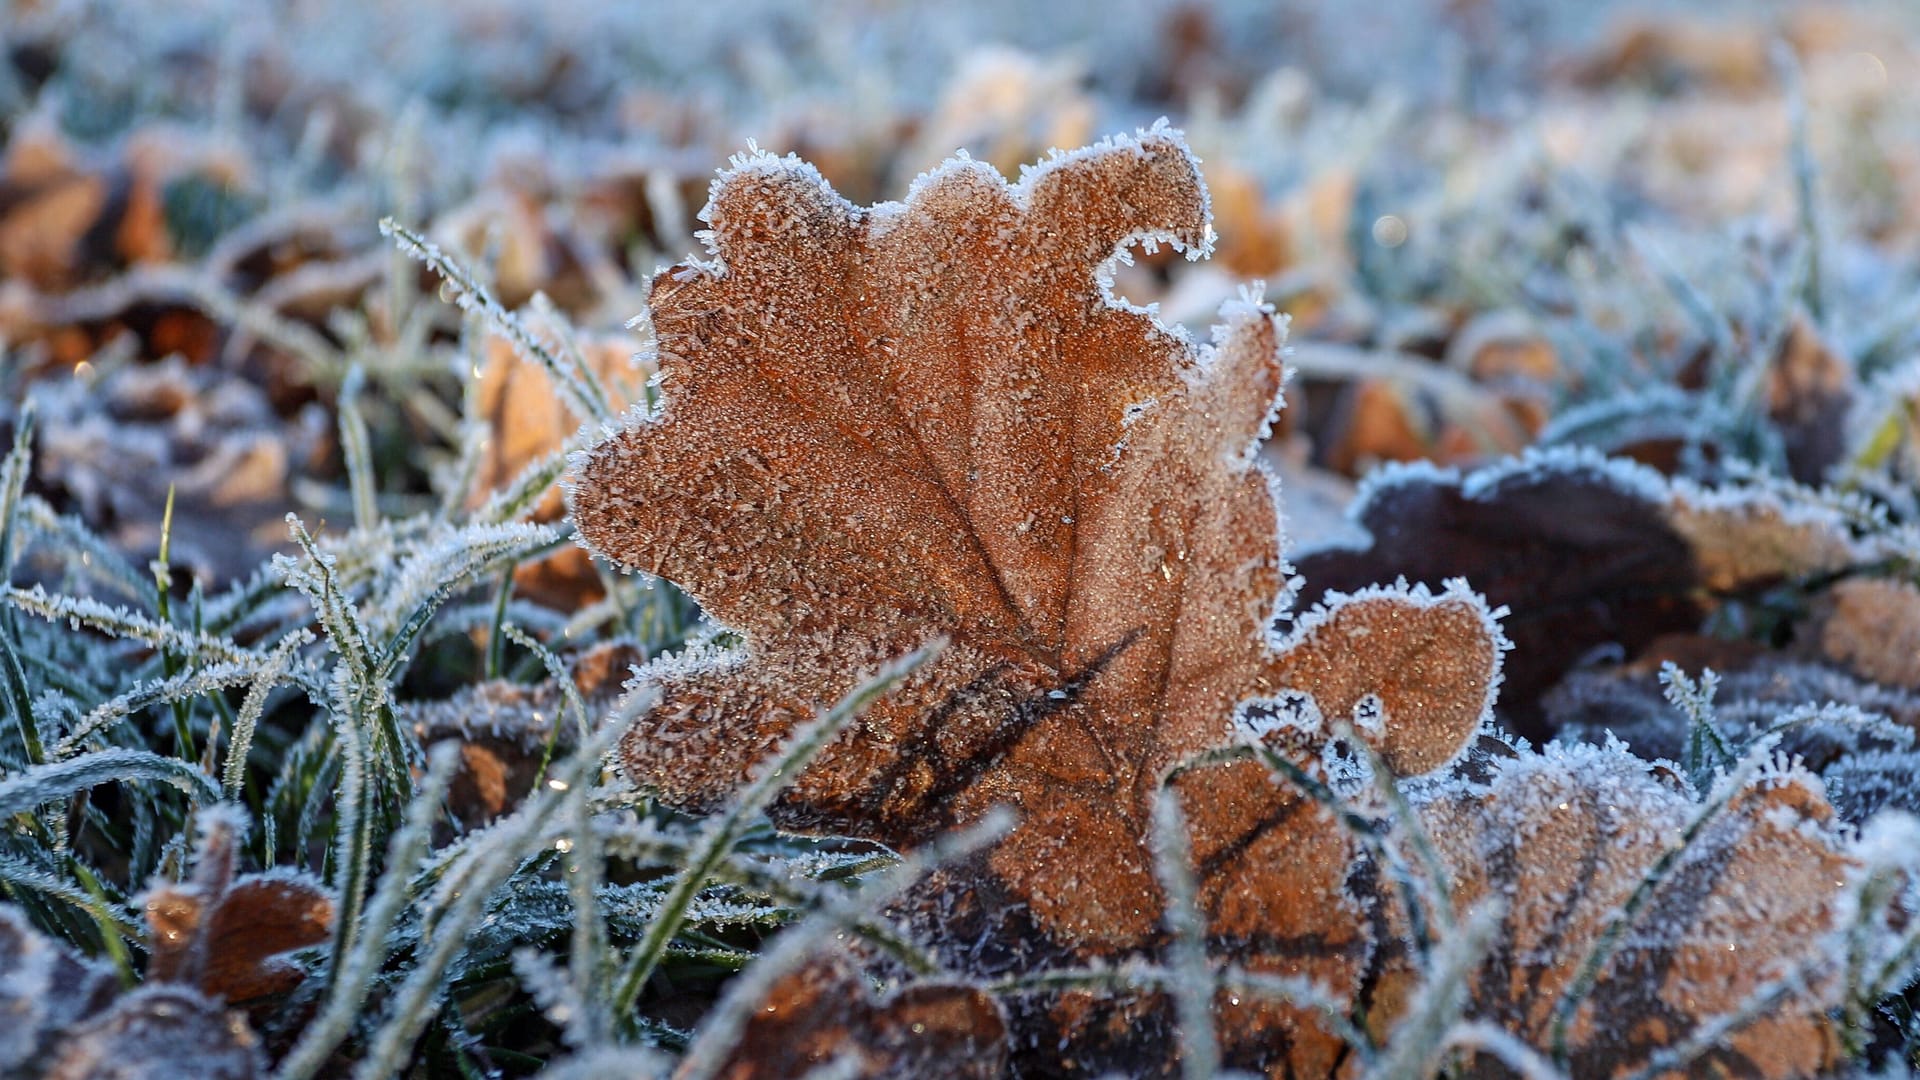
[141,809,333,1005]
[1295,454,1701,741]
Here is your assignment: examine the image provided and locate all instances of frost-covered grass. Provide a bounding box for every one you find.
[5,1,1920,1076]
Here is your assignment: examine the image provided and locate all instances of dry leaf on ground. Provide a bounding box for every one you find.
[570,128,1504,1076]
[141,808,333,1005]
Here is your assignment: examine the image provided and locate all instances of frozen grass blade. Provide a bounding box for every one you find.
[0,851,138,944]
[563,776,610,1046]
[471,446,570,527]
[339,364,381,532]
[4,584,256,666]
[0,604,41,767]
[1775,40,1826,322]
[1364,902,1500,1080]
[277,742,462,1080]
[504,623,591,737]
[1438,1023,1567,1080]
[983,962,1369,1056]
[347,718,633,1080]
[0,748,221,815]
[1151,787,1220,1080]
[223,630,312,797]
[52,649,292,757]
[0,404,34,582]
[381,218,612,423]
[1661,664,1735,792]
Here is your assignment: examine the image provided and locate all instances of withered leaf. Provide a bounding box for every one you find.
[1295,452,1701,741]
[1419,741,1852,1079]
[1295,448,1893,742]
[1806,576,1920,691]
[143,808,333,1004]
[571,129,1503,1074]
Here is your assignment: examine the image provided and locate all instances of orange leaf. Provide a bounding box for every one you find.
[571,128,1504,1075]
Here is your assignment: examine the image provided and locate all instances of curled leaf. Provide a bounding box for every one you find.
[142,807,333,1004]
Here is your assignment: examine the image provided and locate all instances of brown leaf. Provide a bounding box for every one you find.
[1420,742,1851,1078]
[695,956,1008,1080]
[1295,453,1701,741]
[1806,577,1920,691]
[1296,449,1892,741]
[571,130,1504,1075]
[141,809,333,1004]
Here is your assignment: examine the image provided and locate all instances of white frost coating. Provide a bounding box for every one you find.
[1233,690,1325,743]
[1205,285,1291,470]
[1346,457,1464,518]
[1825,749,1920,820]
[1829,812,1920,1009]
[1344,444,1679,527]
[1319,737,1375,799]
[1252,421,1302,635]
[1458,444,1672,504]
[1534,384,1698,444]
[1351,693,1387,739]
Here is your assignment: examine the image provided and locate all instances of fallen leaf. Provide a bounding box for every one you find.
[1543,632,1920,823]
[1421,741,1850,1078]
[42,985,266,1080]
[1807,577,1920,691]
[1295,452,1701,740]
[571,129,1503,1075]
[1295,448,1891,740]
[141,807,333,1004]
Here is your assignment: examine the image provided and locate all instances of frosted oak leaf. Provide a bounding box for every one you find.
[569,129,1503,1074]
